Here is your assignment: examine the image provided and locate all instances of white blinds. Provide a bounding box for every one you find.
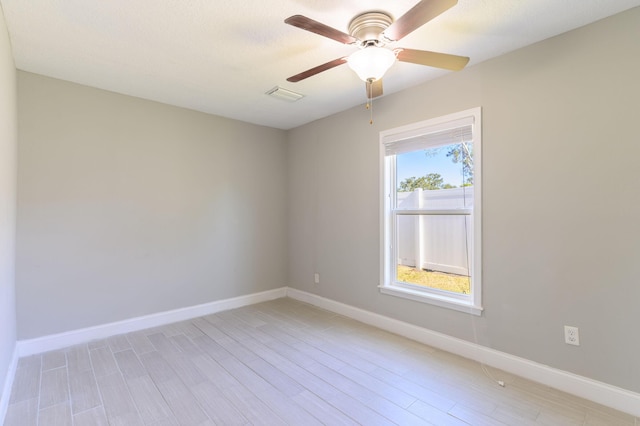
[383,115,474,156]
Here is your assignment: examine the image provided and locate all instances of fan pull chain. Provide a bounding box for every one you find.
[366,79,374,125]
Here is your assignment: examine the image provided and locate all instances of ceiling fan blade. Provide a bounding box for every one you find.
[287,57,348,82]
[396,48,469,71]
[285,15,358,45]
[366,79,383,98]
[382,0,457,42]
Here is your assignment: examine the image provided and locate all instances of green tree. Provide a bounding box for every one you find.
[398,173,445,192]
[446,142,474,185]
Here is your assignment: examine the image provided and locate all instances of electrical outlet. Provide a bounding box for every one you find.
[314,273,320,284]
[564,326,580,346]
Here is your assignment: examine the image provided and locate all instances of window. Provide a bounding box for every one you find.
[380,108,482,315]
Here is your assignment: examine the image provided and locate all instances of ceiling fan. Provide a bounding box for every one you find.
[284,0,469,99]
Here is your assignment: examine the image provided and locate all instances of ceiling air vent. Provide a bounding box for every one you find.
[266,86,304,102]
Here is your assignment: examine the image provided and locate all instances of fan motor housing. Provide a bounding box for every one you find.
[348,12,393,46]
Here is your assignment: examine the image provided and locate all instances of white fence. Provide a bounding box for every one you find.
[396,187,473,276]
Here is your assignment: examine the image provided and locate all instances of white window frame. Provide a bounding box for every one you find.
[379,107,482,315]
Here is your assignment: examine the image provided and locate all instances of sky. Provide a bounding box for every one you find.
[396,143,469,188]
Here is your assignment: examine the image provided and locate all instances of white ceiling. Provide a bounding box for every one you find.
[2,0,639,130]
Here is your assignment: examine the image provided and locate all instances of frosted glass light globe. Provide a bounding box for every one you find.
[348,47,396,82]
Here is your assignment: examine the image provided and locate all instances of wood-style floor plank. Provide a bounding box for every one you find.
[65,344,92,374]
[124,375,173,425]
[95,372,143,425]
[152,377,211,426]
[4,297,639,426]
[3,398,37,426]
[72,406,109,426]
[189,381,248,426]
[41,350,66,372]
[126,331,156,355]
[39,368,69,409]
[67,368,101,414]
[8,355,41,404]
[38,403,72,426]
[89,346,118,378]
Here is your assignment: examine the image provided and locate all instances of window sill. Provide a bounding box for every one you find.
[379,285,483,316]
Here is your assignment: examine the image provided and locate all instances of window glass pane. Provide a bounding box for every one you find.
[395,142,474,209]
[395,214,472,295]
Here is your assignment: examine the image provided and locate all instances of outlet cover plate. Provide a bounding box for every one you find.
[564,325,580,346]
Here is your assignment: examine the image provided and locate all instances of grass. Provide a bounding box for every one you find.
[397,265,470,294]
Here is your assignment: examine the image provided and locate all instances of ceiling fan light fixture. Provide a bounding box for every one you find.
[347,47,396,82]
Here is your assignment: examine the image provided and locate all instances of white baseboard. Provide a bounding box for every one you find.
[285,288,640,418]
[0,345,19,425]
[17,287,287,357]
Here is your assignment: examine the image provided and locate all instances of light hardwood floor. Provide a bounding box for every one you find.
[4,298,638,425]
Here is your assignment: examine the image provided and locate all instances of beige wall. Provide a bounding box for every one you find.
[287,8,640,393]
[16,73,288,339]
[0,3,17,402]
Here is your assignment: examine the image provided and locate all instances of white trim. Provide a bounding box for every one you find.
[379,284,483,316]
[16,287,286,357]
[285,288,640,418]
[0,346,19,425]
[394,208,472,216]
